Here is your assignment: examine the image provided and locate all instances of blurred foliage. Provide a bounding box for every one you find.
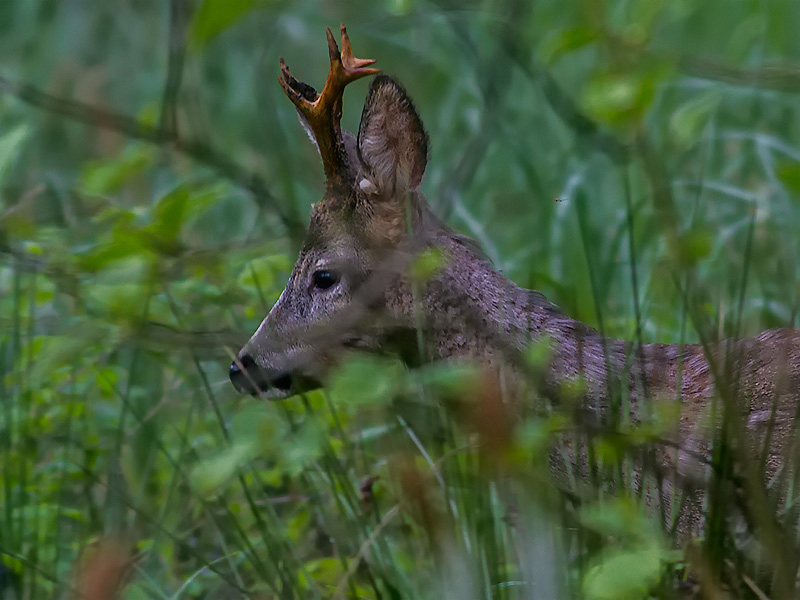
[0,0,799,598]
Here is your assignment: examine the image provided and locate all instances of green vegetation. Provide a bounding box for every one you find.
[1,0,799,597]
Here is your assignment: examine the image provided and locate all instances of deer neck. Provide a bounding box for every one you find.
[413,230,696,415]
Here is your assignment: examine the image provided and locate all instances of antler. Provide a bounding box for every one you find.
[279,24,380,190]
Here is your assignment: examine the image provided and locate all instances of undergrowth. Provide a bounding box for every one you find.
[1,0,800,598]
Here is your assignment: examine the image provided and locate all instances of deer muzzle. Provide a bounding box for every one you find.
[229,354,293,396]
[229,353,323,398]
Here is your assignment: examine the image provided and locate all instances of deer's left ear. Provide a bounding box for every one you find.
[357,75,428,195]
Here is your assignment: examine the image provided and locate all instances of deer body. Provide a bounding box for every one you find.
[229,25,800,533]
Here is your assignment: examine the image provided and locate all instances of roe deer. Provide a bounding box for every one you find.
[229,24,800,545]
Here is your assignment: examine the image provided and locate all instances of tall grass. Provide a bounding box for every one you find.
[1,0,799,598]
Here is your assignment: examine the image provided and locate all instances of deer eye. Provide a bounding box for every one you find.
[312,269,339,290]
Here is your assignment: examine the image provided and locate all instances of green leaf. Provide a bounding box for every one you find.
[329,354,404,406]
[27,321,112,385]
[579,498,658,542]
[80,145,154,196]
[670,92,721,148]
[84,255,154,319]
[77,234,148,272]
[0,123,29,185]
[281,418,326,475]
[389,0,416,16]
[525,335,555,369]
[777,161,800,200]
[231,402,288,454]
[237,254,291,292]
[539,27,598,65]
[95,366,119,399]
[141,184,202,254]
[304,557,346,587]
[581,62,674,128]
[150,186,189,236]
[677,226,713,267]
[411,247,447,282]
[583,545,663,600]
[192,438,259,497]
[416,361,479,398]
[582,73,652,127]
[189,0,259,51]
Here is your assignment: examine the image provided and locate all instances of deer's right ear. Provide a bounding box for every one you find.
[357,75,428,195]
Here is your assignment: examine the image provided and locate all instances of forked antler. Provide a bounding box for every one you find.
[279,24,380,190]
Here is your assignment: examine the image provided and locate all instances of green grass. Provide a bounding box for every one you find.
[1,0,800,598]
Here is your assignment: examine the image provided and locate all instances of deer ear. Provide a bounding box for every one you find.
[357,75,428,194]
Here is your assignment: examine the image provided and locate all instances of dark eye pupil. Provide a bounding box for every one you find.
[313,270,338,290]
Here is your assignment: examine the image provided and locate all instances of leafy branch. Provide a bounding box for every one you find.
[0,72,304,238]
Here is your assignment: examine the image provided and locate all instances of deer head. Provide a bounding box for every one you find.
[230,25,440,397]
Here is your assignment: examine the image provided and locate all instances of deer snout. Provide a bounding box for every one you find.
[229,354,293,396]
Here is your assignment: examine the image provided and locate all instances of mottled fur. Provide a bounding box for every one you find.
[232,68,800,537]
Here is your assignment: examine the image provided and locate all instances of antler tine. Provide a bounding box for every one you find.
[278,24,379,188]
[339,23,377,70]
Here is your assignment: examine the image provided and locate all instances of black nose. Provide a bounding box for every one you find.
[229,354,293,395]
[271,373,292,392]
[229,355,253,394]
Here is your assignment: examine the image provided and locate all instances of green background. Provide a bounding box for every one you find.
[1,0,799,597]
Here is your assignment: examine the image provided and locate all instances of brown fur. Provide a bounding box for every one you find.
[231,49,800,540]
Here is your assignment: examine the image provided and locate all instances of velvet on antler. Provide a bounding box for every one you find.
[279,24,380,190]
